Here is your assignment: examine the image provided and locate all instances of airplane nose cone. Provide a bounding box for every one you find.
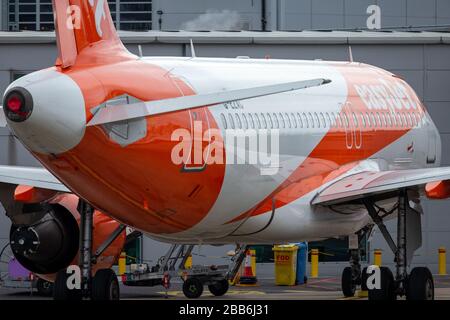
[3,69,86,155]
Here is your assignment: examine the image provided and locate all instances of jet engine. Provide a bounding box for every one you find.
[6,189,126,278]
[10,203,79,274]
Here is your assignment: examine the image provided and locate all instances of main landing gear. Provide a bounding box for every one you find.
[361,189,434,300]
[53,201,125,300]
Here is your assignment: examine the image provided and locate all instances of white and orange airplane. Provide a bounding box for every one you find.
[0,0,448,300]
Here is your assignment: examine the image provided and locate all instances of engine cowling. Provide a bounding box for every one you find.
[10,203,79,274]
[9,191,126,279]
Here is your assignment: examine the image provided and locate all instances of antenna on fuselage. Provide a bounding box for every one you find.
[190,39,197,58]
[138,45,143,58]
[348,46,354,63]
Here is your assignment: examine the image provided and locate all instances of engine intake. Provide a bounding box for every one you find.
[10,204,79,274]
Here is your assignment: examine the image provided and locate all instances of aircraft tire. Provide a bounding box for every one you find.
[406,267,434,300]
[341,266,356,297]
[91,269,120,300]
[53,269,82,301]
[368,267,397,300]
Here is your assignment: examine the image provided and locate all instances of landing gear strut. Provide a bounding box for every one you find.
[363,189,434,300]
[79,200,94,299]
[53,200,123,300]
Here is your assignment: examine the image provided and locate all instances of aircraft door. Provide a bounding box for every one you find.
[340,103,353,150]
[349,102,362,149]
[341,102,362,150]
[183,108,211,172]
[168,74,211,172]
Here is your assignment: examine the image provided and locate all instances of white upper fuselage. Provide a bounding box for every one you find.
[133,57,439,243]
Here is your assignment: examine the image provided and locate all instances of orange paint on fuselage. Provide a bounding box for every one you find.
[228,63,426,224]
[35,59,226,234]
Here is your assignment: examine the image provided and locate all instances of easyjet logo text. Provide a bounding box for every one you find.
[354,78,419,112]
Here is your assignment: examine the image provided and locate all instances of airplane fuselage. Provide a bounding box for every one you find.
[5,56,441,244]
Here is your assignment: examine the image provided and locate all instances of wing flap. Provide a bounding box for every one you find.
[312,167,450,205]
[87,78,331,126]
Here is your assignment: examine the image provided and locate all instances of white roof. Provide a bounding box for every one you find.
[0,30,449,45]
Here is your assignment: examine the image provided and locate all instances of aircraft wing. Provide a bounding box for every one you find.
[0,165,70,192]
[88,78,331,126]
[311,167,450,206]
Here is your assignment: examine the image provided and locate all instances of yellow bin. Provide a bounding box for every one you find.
[273,245,298,286]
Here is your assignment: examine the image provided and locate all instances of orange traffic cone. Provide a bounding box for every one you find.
[238,250,257,286]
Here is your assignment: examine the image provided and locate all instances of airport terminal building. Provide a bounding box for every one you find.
[1,0,450,278]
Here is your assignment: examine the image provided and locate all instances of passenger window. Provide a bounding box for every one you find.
[253,113,261,129]
[331,112,337,127]
[398,113,403,127]
[411,113,416,126]
[319,112,326,128]
[267,113,273,129]
[254,113,261,129]
[361,113,366,128]
[308,113,315,128]
[308,112,316,129]
[235,113,242,129]
[302,113,308,128]
[337,114,343,128]
[297,113,303,128]
[386,113,392,127]
[260,113,267,129]
[376,113,381,128]
[370,113,376,128]
[343,113,349,128]
[220,113,227,129]
[352,113,358,128]
[365,113,371,127]
[272,113,279,129]
[285,113,292,128]
[279,112,285,128]
[402,113,408,127]
[313,113,320,128]
[391,113,396,127]
[228,113,235,129]
[248,113,255,129]
[407,113,413,127]
[381,113,386,127]
[291,113,297,128]
[325,113,331,128]
[242,113,248,130]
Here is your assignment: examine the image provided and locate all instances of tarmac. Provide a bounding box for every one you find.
[1,276,450,300]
